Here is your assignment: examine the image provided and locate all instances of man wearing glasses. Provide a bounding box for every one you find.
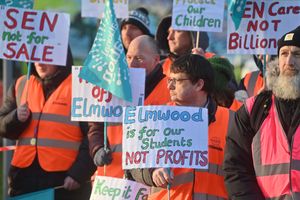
[130,54,233,199]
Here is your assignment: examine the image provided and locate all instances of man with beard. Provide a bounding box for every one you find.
[223,26,300,200]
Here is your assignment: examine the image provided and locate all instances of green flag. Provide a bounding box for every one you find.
[79,0,132,102]
[229,0,247,30]
[0,0,33,8]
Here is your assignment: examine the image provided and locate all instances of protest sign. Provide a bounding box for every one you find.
[90,176,150,200]
[227,0,300,55]
[122,106,208,170]
[172,0,225,32]
[81,0,128,18]
[72,67,145,122]
[0,6,70,65]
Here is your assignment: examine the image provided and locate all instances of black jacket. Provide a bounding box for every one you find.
[223,91,300,200]
[0,51,96,198]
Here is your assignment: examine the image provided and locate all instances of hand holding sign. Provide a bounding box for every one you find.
[152,168,174,188]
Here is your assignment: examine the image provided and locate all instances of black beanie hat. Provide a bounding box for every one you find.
[277,26,300,55]
[120,7,151,36]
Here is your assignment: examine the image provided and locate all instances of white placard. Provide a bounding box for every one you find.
[227,0,300,55]
[72,66,145,122]
[90,176,150,200]
[172,0,225,32]
[122,105,208,170]
[81,0,128,19]
[0,6,70,65]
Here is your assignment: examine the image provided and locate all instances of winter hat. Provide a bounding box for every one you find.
[278,26,300,55]
[156,16,209,53]
[208,57,238,91]
[120,7,151,36]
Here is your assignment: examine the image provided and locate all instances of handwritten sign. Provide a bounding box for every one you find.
[81,0,128,18]
[90,176,150,200]
[72,67,145,122]
[122,106,208,170]
[0,6,70,65]
[227,0,300,55]
[172,0,225,32]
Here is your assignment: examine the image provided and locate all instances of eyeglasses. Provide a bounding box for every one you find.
[167,77,190,85]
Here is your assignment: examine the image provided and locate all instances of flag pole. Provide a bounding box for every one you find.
[196,31,200,49]
[25,62,31,102]
[167,167,171,200]
[104,121,107,176]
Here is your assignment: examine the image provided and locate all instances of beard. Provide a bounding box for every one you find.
[266,59,300,99]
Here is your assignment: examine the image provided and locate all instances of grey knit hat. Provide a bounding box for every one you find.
[120,7,151,36]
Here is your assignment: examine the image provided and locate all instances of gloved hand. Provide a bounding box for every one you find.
[93,147,113,166]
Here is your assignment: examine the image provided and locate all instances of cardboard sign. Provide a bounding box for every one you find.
[90,176,150,200]
[227,0,300,55]
[72,66,145,122]
[81,0,128,18]
[0,6,70,65]
[172,0,225,32]
[123,105,209,170]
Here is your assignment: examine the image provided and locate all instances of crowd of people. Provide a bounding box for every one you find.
[0,6,299,200]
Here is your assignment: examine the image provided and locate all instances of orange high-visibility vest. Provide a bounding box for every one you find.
[229,99,243,112]
[97,76,170,177]
[246,96,300,199]
[149,105,232,200]
[12,75,82,171]
[243,71,264,97]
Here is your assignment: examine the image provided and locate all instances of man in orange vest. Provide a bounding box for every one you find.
[0,49,96,199]
[88,35,170,178]
[224,26,300,199]
[130,54,233,199]
[156,16,215,77]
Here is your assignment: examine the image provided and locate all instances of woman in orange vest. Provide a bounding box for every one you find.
[0,48,96,200]
[130,54,233,199]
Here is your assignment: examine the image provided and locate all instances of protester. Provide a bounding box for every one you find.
[223,26,300,199]
[120,7,152,52]
[88,35,170,178]
[130,54,233,199]
[208,56,241,111]
[237,54,276,101]
[0,48,96,200]
[156,16,215,76]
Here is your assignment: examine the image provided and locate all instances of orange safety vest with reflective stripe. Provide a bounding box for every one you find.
[229,99,243,112]
[149,105,232,200]
[243,71,263,97]
[12,75,83,171]
[97,76,170,177]
[246,96,300,199]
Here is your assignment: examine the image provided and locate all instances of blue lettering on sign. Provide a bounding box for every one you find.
[71,98,123,118]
